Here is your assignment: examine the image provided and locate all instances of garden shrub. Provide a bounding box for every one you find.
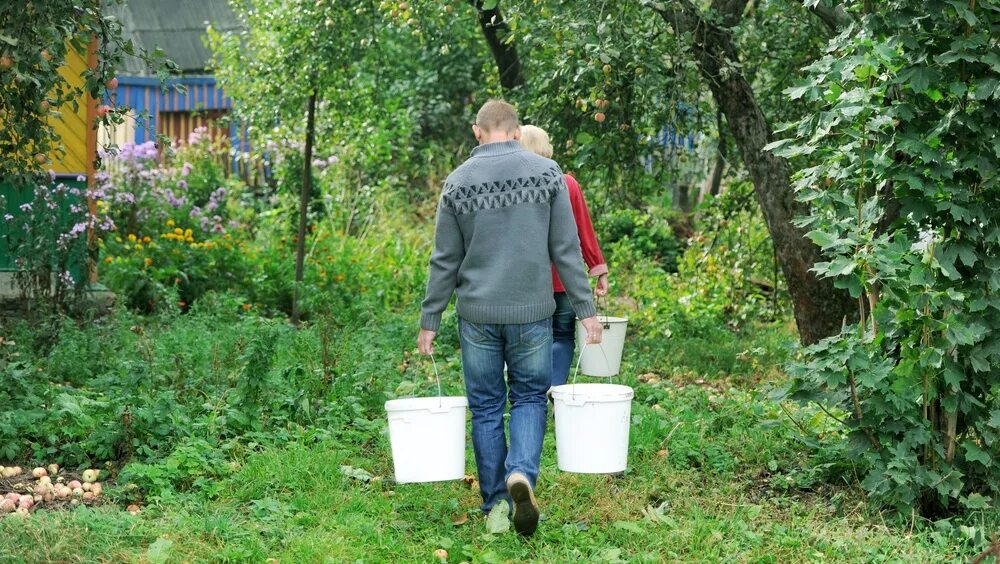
[771,1,1000,514]
[98,132,251,312]
[597,208,682,273]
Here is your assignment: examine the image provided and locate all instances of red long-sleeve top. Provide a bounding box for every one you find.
[553,173,607,293]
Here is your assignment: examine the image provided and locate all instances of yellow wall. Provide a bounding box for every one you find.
[48,44,91,175]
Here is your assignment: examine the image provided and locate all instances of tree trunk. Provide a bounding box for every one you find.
[699,109,727,203]
[291,90,317,326]
[469,1,524,90]
[653,0,855,344]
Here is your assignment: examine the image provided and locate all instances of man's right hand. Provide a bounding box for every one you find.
[579,316,603,344]
[417,329,437,355]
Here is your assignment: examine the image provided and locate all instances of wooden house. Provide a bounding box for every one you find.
[100,0,247,151]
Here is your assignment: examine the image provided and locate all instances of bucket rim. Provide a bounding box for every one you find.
[385,396,468,412]
[550,383,634,401]
[575,315,628,324]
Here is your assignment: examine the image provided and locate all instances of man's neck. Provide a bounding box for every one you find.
[479,133,516,145]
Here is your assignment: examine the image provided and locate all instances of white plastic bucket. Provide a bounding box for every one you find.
[575,316,628,377]
[385,396,468,483]
[551,383,634,473]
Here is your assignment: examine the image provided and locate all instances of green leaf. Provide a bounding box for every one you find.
[486,500,510,534]
[902,66,938,94]
[974,78,999,100]
[961,493,991,509]
[340,465,374,482]
[146,537,174,564]
[785,85,812,100]
[614,520,645,533]
[827,256,857,277]
[0,34,17,46]
[963,442,991,467]
[942,364,963,391]
[957,244,977,267]
[988,410,1000,430]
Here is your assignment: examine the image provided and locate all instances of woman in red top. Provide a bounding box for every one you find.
[520,125,609,386]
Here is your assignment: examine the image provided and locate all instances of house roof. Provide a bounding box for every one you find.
[107,0,242,76]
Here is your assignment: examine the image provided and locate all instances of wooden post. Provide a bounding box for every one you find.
[85,36,100,285]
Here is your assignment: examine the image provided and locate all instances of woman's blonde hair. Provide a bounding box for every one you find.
[519,125,553,158]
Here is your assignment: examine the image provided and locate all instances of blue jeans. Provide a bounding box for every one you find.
[551,292,576,387]
[458,316,551,513]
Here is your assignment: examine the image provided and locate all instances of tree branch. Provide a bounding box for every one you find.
[468,1,524,90]
[809,2,853,32]
[710,0,750,27]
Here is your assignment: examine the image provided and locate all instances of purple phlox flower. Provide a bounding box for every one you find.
[206,200,218,212]
[3,214,13,221]
[76,175,86,182]
[163,189,186,208]
[69,222,88,236]
[19,203,32,212]
[213,187,226,198]
[178,179,188,190]
[140,141,159,159]
[114,192,136,204]
[96,172,110,183]
[190,206,203,218]
[181,162,193,177]
[326,155,340,165]
[58,270,75,288]
[212,223,225,233]
[312,158,328,170]
[188,126,208,145]
[48,170,57,183]
[228,219,240,229]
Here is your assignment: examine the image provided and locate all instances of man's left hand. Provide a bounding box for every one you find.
[417,329,437,355]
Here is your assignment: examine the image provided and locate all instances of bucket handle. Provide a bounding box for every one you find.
[596,294,611,329]
[571,342,615,401]
[429,353,443,408]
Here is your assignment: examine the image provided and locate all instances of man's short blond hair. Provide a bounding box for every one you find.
[475,99,519,133]
[519,125,553,158]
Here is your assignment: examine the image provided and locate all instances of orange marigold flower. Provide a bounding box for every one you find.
[144,258,153,267]
[127,233,137,242]
[104,257,113,264]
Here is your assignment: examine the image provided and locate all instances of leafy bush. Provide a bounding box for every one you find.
[772,2,1000,514]
[597,208,682,272]
[1,176,114,311]
[612,185,785,339]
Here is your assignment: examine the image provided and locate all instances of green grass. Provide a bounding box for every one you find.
[0,311,995,562]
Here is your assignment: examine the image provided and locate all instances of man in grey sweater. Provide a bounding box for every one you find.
[417,99,603,537]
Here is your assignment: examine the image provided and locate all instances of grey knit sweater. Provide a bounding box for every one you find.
[420,140,597,332]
